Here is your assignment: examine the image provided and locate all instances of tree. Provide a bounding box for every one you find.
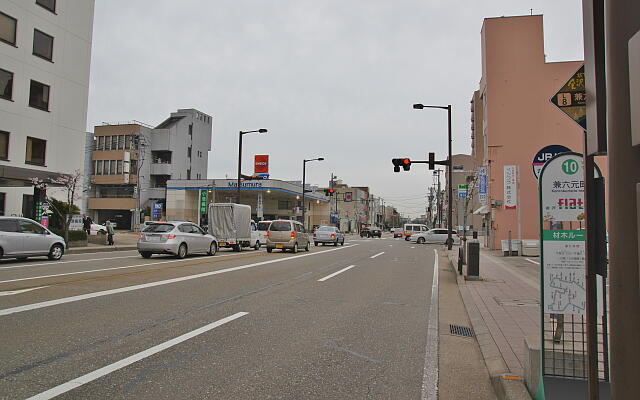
[32,170,84,245]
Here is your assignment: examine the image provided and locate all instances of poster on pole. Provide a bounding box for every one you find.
[503,165,517,209]
[257,193,264,220]
[478,166,488,205]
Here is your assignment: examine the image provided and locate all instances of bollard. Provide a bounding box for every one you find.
[458,247,463,275]
[467,240,480,277]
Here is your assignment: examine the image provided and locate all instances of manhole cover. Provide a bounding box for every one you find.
[494,297,539,307]
[449,324,475,337]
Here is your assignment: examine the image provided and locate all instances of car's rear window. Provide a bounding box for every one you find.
[257,222,271,231]
[143,223,175,233]
[317,226,334,232]
[269,221,291,231]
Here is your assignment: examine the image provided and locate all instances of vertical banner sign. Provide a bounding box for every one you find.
[199,190,207,215]
[257,193,264,220]
[478,166,488,205]
[254,155,269,177]
[503,165,517,209]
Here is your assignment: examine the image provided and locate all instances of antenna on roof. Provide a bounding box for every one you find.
[530,9,533,15]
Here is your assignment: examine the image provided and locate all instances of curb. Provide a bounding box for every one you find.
[67,245,137,254]
[445,249,532,400]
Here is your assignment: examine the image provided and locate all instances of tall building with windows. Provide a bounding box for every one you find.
[86,109,212,229]
[0,0,95,217]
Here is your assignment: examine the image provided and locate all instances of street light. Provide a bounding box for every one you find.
[237,128,268,203]
[302,157,324,229]
[413,103,454,250]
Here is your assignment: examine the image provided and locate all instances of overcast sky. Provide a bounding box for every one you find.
[87,0,583,217]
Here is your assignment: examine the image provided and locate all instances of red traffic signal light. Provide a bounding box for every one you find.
[392,158,411,172]
[324,188,335,196]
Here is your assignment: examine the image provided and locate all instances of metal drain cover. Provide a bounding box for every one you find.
[449,324,475,337]
[494,297,539,307]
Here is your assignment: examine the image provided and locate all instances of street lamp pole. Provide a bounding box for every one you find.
[236,129,267,204]
[413,103,454,250]
[302,157,324,230]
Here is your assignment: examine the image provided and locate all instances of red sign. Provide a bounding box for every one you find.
[254,155,269,174]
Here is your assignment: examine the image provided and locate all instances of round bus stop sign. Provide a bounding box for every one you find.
[532,144,571,179]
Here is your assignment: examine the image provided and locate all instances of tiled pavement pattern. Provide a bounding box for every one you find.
[465,250,541,376]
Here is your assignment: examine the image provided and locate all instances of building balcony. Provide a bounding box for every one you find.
[151,163,171,175]
[88,197,136,210]
[91,174,137,185]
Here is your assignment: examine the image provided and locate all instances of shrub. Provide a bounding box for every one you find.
[50,228,87,242]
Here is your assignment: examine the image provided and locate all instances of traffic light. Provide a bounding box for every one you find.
[324,188,335,196]
[428,152,435,170]
[392,158,411,172]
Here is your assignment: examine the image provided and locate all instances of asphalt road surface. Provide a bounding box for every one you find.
[0,236,438,399]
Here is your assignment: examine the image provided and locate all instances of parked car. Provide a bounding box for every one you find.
[256,220,272,245]
[89,223,106,235]
[137,221,218,259]
[266,220,310,253]
[314,225,344,246]
[369,227,382,238]
[360,227,370,238]
[403,223,429,241]
[410,228,461,245]
[208,203,260,251]
[0,216,66,260]
[392,228,403,238]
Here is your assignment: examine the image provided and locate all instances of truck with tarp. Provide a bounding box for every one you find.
[207,203,259,251]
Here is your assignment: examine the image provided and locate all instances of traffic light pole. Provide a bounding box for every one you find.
[447,104,453,250]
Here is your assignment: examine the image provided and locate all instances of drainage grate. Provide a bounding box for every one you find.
[449,324,475,337]
[494,297,539,307]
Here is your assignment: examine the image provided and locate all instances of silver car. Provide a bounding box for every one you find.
[137,221,218,259]
[313,225,345,246]
[0,217,66,260]
[266,220,310,253]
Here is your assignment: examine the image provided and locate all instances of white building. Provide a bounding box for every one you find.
[0,0,95,217]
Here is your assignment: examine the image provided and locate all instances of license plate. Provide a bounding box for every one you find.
[275,244,284,249]
[219,242,227,247]
[146,235,160,242]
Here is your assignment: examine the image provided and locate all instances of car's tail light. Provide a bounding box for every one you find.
[137,234,142,239]
[331,234,335,239]
[168,234,176,239]
[291,231,295,239]
[266,231,270,237]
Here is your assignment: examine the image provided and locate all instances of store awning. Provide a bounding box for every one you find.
[473,205,490,215]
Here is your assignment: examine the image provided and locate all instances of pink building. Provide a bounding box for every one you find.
[474,15,607,249]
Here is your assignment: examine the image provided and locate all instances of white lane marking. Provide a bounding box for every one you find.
[411,246,416,249]
[525,258,540,265]
[318,265,356,282]
[0,245,358,317]
[0,286,49,296]
[370,252,385,259]
[388,245,393,247]
[0,252,253,284]
[421,249,439,399]
[0,255,140,271]
[26,312,248,400]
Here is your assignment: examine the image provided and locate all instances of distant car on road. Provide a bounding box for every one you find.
[410,228,460,245]
[137,221,217,259]
[313,225,344,246]
[256,220,272,245]
[391,228,403,238]
[360,227,382,238]
[403,223,428,241]
[0,216,66,260]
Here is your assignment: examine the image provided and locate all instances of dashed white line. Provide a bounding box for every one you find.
[421,249,439,399]
[525,258,540,265]
[26,312,248,400]
[0,244,359,317]
[318,265,356,282]
[370,252,385,259]
[411,246,416,249]
[0,255,139,271]
[0,286,49,296]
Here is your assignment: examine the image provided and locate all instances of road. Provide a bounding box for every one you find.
[0,235,438,399]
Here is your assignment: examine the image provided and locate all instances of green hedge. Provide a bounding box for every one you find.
[49,228,87,242]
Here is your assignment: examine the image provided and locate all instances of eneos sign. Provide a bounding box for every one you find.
[254,155,269,174]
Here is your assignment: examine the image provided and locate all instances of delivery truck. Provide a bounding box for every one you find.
[207,203,259,251]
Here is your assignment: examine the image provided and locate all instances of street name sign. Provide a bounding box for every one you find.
[550,65,586,130]
[457,184,467,198]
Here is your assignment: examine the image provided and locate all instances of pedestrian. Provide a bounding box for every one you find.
[106,220,115,245]
[82,214,92,236]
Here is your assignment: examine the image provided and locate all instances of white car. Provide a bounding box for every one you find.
[411,228,460,245]
[256,220,272,245]
[90,223,107,235]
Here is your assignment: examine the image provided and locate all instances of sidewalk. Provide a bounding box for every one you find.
[447,247,536,400]
[67,231,139,254]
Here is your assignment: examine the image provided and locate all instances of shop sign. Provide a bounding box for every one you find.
[344,192,353,202]
[227,181,263,188]
[153,202,163,219]
[199,191,207,214]
[478,166,488,205]
[257,194,264,219]
[532,145,571,179]
[503,165,517,209]
[254,155,269,174]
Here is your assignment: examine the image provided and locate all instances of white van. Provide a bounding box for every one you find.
[403,224,428,241]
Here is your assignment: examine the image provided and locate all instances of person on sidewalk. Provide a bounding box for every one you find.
[82,215,92,236]
[106,220,115,246]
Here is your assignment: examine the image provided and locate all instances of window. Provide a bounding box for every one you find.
[0,130,8,160]
[28,80,50,111]
[0,11,17,46]
[104,136,111,150]
[117,160,123,174]
[33,29,54,61]
[19,220,45,234]
[96,160,103,175]
[186,169,191,179]
[0,68,13,100]
[125,135,133,150]
[0,193,5,216]
[0,218,18,231]
[22,194,34,219]
[110,160,116,175]
[278,200,291,210]
[117,135,124,150]
[25,137,46,166]
[270,221,292,231]
[36,0,56,13]
[130,159,137,173]
[188,124,193,136]
[97,136,104,150]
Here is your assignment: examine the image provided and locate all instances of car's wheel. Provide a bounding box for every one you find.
[176,243,187,259]
[48,243,64,260]
[305,242,310,252]
[333,241,338,246]
[140,251,152,259]
[267,247,273,253]
[417,237,426,244]
[314,242,318,246]
[254,241,260,251]
[405,237,410,241]
[208,242,217,256]
[340,239,345,246]
[292,243,298,253]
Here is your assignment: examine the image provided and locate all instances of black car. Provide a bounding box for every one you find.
[360,227,382,238]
